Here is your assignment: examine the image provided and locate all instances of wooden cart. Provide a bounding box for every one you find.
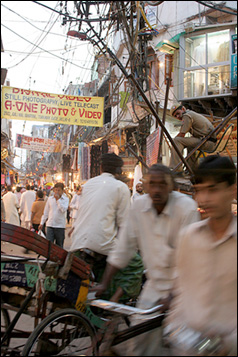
[1,223,91,356]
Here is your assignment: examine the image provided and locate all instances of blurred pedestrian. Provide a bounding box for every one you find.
[163,155,237,356]
[30,190,46,234]
[2,185,20,226]
[94,163,200,355]
[39,182,69,248]
[65,188,72,224]
[19,184,36,230]
[43,189,48,202]
[1,195,6,222]
[70,153,144,303]
[69,185,82,224]
[131,182,144,202]
[14,186,22,205]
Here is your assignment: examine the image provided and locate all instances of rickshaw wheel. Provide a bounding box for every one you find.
[22,308,99,356]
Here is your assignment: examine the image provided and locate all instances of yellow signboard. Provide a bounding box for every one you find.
[1,86,104,127]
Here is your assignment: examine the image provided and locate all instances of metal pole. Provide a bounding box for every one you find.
[157,77,171,163]
[85,23,194,175]
[125,143,149,169]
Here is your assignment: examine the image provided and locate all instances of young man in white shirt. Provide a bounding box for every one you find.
[163,155,237,356]
[39,182,69,248]
[94,163,199,355]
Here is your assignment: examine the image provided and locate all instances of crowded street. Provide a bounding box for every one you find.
[1,1,237,356]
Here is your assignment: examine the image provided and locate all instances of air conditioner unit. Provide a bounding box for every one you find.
[156,40,179,54]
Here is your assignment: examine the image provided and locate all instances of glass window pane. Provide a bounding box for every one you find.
[184,70,206,97]
[208,65,230,95]
[185,35,206,67]
[208,30,230,63]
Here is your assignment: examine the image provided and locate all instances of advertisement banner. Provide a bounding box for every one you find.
[1,86,104,127]
[15,134,62,152]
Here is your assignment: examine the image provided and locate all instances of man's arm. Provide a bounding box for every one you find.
[39,199,49,229]
[93,263,120,298]
[31,211,36,227]
[176,132,185,138]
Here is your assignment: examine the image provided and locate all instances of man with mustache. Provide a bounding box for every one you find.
[163,155,237,356]
[94,163,199,355]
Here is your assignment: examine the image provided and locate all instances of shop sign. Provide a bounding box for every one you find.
[122,157,138,172]
[231,34,237,89]
[15,134,61,152]
[146,127,161,167]
[1,86,104,127]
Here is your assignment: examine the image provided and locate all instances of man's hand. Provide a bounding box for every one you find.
[68,227,74,238]
[158,293,173,313]
[38,224,43,232]
[54,193,60,201]
[90,283,107,298]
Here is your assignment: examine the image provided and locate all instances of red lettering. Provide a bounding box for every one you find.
[32,104,38,113]
[16,102,24,111]
[5,100,13,110]
[41,105,46,113]
[79,109,85,117]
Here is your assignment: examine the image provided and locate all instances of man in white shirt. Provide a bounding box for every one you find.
[19,184,36,229]
[69,185,82,224]
[69,153,144,303]
[94,163,199,355]
[163,155,237,356]
[131,182,144,202]
[39,182,69,248]
[2,185,20,226]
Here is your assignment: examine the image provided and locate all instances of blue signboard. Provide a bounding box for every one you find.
[231,34,237,88]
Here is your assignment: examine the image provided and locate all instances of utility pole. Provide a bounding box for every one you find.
[137,2,150,168]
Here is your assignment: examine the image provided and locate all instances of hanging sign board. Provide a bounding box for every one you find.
[15,134,62,152]
[1,86,104,127]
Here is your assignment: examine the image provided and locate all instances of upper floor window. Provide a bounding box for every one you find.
[182,29,231,98]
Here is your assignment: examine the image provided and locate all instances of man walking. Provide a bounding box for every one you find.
[69,185,82,225]
[19,184,36,229]
[69,153,144,303]
[169,103,217,174]
[39,182,69,248]
[163,155,237,356]
[30,190,46,234]
[94,163,200,355]
[2,185,20,226]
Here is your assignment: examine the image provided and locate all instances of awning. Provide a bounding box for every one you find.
[155,32,185,54]
[1,159,22,173]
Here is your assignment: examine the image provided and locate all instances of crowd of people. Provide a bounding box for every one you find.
[1,182,82,248]
[1,152,237,356]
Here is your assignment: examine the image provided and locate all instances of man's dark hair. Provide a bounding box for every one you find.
[26,184,31,190]
[16,186,21,193]
[7,185,12,192]
[148,164,175,191]
[54,182,64,190]
[193,155,236,186]
[36,190,44,199]
[76,185,81,191]
[30,185,35,190]
[100,153,124,175]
